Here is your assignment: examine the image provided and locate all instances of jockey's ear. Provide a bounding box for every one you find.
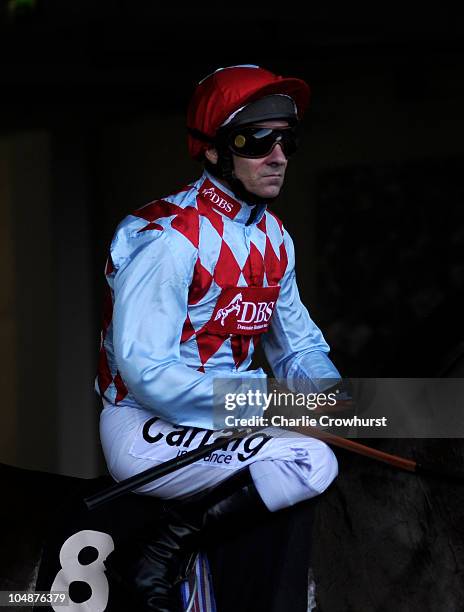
[205,148,218,165]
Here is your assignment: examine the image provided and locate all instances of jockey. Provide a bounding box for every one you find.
[97,65,342,611]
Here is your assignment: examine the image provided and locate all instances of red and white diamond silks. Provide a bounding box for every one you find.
[96,171,339,429]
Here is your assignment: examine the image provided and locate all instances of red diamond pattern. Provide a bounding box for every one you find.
[181,208,289,369]
[264,236,282,285]
[188,258,213,305]
[256,215,267,233]
[214,240,242,287]
[231,335,252,369]
[181,315,196,343]
[196,333,228,368]
[134,199,181,223]
[197,197,224,237]
[242,242,264,287]
[98,189,292,406]
[171,206,199,248]
[137,222,164,233]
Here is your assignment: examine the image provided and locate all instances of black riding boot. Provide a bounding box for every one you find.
[104,467,268,612]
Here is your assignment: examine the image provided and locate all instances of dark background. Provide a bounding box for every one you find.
[1,1,463,477]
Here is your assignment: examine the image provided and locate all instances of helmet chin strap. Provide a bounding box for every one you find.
[205,150,280,208]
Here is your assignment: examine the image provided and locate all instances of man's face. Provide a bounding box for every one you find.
[231,120,289,199]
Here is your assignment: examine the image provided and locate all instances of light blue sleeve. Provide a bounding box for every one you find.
[261,229,341,392]
[111,228,265,429]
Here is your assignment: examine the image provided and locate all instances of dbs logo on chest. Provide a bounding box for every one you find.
[199,179,240,219]
[206,286,280,335]
[202,187,233,212]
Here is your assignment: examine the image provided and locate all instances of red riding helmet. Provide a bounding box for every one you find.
[187,64,311,160]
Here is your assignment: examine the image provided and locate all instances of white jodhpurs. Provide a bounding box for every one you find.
[99,403,338,512]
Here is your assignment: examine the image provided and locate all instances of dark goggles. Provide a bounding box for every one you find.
[224,125,299,159]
